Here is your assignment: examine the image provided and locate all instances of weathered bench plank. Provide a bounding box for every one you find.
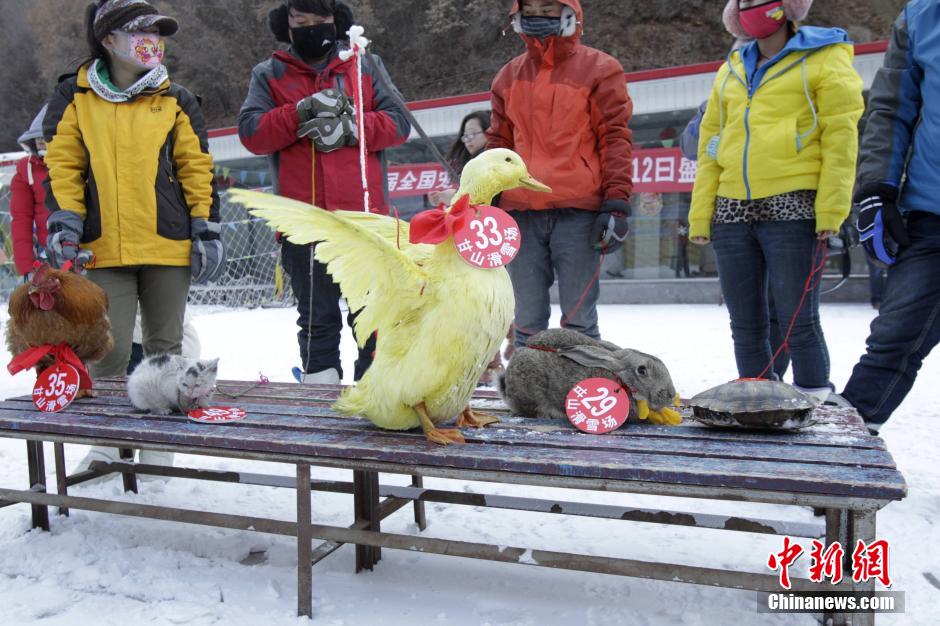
[0,396,897,471]
[0,407,907,500]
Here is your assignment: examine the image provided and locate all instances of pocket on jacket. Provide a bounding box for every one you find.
[82,167,103,243]
[784,118,798,158]
[154,163,190,240]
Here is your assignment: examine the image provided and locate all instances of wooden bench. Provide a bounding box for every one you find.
[0,378,906,624]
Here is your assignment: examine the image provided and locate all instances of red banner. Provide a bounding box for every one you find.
[388,147,697,199]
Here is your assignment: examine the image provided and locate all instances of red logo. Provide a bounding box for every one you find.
[565,378,631,434]
[188,407,248,423]
[453,206,520,269]
[32,363,80,413]
[768,537,892,589]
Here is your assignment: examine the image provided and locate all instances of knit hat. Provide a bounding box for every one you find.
[267,0,353,45]
[723,0,813,38]
[92,0,178,42]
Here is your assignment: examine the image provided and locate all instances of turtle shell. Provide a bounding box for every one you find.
[688,379,818,430]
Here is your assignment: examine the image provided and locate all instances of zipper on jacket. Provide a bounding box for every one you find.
[743,98,753,200]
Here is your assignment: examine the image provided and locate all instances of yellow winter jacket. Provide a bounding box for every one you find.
[689,28,864,240]
[44,63,217,268]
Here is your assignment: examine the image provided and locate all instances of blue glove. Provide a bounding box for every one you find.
[855,185,909,267]
[45,210,84,269]
[591,199,631,253]
[190,219,225,284]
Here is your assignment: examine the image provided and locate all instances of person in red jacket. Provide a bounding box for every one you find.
[10,106,50,277]
[239,0,410,384]
[487,0,633,347]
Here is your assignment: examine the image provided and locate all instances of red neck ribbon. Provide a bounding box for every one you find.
[409,193,474,245]
[7,343,93,389]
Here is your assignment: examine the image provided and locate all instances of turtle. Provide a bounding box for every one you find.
[687,379,819,430]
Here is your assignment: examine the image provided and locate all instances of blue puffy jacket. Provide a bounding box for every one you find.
[857,0,940,215]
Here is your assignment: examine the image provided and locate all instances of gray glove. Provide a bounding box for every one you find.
[297,88,351,123]
[298,115,358,152]
[190,218,225,284]
[45,210,84,269]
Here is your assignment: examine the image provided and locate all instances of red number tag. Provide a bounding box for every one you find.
[188,407,247,423]
[453,206,520,269]
[565,378,631,434]
[32,363,81,413]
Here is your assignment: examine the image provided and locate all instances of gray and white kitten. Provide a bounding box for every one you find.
[127,355,220,415]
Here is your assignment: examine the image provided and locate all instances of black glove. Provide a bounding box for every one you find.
[190,218,226,284]
[45,210,84,269]
[855,184,909,267]
[591,199,631,253]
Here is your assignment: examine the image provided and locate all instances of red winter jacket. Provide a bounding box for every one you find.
[238,48,411,213]
[487,0,633,212]
[10,155,49,275]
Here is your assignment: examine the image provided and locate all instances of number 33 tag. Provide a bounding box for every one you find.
[565,377,631,434]
[453,206,521,269]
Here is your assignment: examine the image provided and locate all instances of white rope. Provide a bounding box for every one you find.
[341,26,371,214]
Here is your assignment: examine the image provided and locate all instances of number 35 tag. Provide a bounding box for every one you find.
[32,363,81,413]
[453,206,521,269]
[565,377,631,434]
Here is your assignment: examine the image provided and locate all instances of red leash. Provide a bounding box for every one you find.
[757,238,829,380]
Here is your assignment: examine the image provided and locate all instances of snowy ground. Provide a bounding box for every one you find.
[0,303,937,626]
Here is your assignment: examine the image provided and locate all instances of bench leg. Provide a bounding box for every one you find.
[850,509,878,626]
[411,475,427,531]
[119,448,138,494]
[297,462,312,619]
[53,443,69,517]
[353,470,381,572]
[825,509,850,626]
[26,441,50,531]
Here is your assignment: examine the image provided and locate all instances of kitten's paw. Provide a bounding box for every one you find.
[150,408,173,416]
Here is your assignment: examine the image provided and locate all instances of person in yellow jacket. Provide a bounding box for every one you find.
[42,0,223,473]
[689,0,864,400]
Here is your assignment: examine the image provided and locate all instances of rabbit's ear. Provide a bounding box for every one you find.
[556,345,624,371]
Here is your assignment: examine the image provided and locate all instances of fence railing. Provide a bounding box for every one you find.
[0,183,293,308]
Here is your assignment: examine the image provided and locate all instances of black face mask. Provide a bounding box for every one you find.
[290,23,337,61]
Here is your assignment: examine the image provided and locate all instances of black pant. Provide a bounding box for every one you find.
[281,240,376,381]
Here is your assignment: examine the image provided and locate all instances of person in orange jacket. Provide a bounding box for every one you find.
[487,0,633,347]
[10,106,50,277]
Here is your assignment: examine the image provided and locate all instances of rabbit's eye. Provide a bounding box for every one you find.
[636,365,649,377]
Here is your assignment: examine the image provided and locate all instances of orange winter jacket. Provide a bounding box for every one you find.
[487,0,633,212]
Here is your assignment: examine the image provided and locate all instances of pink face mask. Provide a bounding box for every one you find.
[739,1,787,39]
[110,32,165,69]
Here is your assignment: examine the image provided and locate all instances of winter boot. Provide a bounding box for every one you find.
[138,450,175,482]
[793,383,836,405]
[301,368,341,385]
[71,446,122,483]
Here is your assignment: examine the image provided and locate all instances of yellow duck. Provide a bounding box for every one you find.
[228,149,550,444]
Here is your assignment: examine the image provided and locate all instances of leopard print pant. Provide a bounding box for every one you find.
[713,190,816,224]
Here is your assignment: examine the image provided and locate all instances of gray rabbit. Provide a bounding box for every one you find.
[497,329,677,421]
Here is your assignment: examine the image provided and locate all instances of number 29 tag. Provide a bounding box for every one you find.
[453,206,520,269]
[565,377,631,434]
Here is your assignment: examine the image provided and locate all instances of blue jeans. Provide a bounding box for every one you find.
[506,209,601,348]
[843,211,940,425]
[711,219,830,388]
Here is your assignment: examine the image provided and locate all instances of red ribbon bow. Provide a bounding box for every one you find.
[7,343,93,390]
[409,193,474,245]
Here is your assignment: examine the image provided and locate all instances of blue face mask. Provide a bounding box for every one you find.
[520,16,561,39]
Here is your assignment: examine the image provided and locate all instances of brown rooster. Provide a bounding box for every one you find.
[6,264,113,395]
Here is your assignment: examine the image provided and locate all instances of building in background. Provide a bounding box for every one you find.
[0,43,888,304]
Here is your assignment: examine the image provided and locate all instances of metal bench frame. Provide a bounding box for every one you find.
[1,432,888,626]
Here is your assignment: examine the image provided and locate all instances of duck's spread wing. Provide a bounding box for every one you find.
[228,189,428,347]
[334,211,435,266]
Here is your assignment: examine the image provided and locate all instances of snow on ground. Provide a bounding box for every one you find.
[0,303,937,625]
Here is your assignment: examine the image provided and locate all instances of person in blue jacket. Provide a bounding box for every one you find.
[836,0,940,432]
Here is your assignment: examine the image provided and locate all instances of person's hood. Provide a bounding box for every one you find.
[17,104,48,156]
[734,26,850,66]
[509,0,583,65]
